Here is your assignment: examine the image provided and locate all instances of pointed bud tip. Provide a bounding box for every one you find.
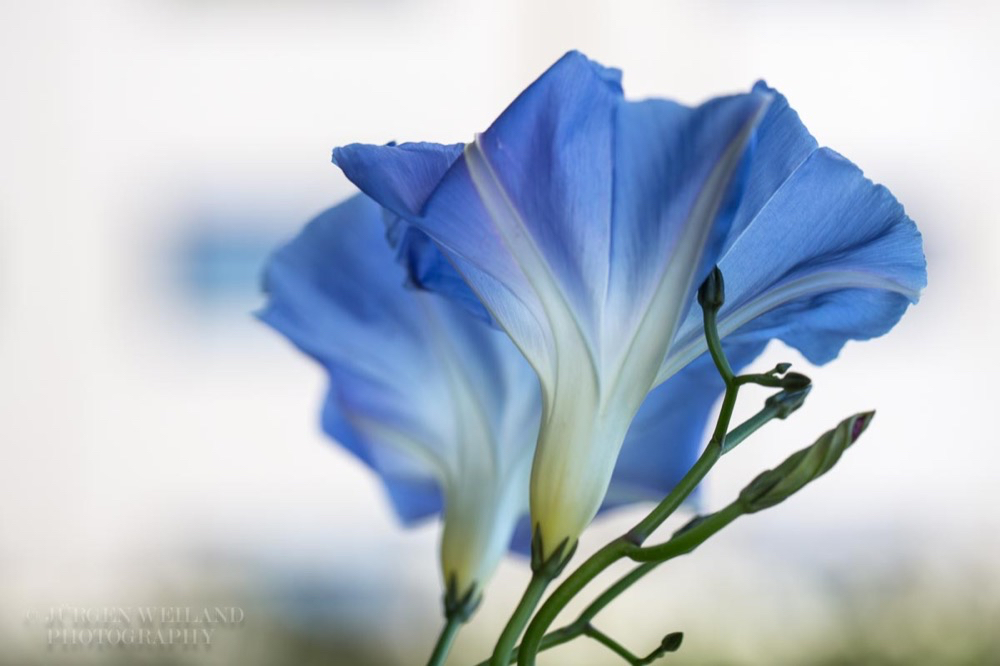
[851,411,875,443]
[697,266,725,310]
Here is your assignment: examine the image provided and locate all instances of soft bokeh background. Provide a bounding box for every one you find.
[2,1,997,664]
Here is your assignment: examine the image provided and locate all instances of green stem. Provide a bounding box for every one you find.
[426,614,463,666]
[735,373,783,387]
[626,434,724,546]
[624,335,742,546]
[500,387,812,662]
[582,624,644,665]
[576,561,655,625]
[515,443,732,664]
[630,501,744,562]
[488,571,552,666]
[484,505,744,665]
[725,401,782,454]
[518,539,635,665]
[702,301,734,383]
[475,623,580,666]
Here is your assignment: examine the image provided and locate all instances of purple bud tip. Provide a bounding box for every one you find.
[851,412,875,442]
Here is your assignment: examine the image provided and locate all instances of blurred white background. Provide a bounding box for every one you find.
[1,1,998,664]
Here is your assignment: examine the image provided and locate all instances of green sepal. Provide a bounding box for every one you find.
[444,572,481,623]
[530,524,579,579]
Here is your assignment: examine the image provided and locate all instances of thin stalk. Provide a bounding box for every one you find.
[488,571,552,666]
[582,624,644,664]
[724,400,783,453]
[702,297,734,383]
[426,614,463,666]
[576,561,655,625]
[629,501,744,562]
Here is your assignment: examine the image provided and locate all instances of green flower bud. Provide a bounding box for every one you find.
[739,411,874,513]
[661,632,684,653]
[697,266,726,310]
[765,385,812,419]
[779,372,812,390]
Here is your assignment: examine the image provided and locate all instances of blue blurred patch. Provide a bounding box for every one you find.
[169,210,292,317]
[176,229,276,306]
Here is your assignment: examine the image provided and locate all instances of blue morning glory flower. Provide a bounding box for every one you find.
[259,194,542,599]
[331,51,926,560]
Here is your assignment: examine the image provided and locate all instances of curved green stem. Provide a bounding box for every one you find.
[516,538,635,665]
[576,560,655,625]
[626,436,724,546]
[426,614,463,666]
[725,397,784,453]
[488,571,552,666]
[629,501,743,562]
[582,623,644,664]
[584,624,683,665]
[481,503,746,665]
[703,303,734,384]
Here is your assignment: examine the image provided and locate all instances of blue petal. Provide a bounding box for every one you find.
[469,50,623,342]
[332,141,463,217]
[260,196,447,521]
[660,146,926,381]
[335,53,624,381]
[607,92,771,326]
[333,141,497,326]
[374,472,443,525]
[723,82,819,248]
